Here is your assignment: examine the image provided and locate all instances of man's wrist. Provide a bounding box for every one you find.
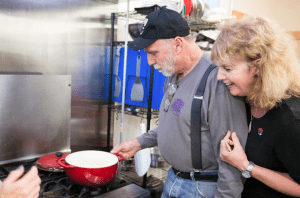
[132,139,142,151]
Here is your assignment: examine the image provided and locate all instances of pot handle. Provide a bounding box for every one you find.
[57,158,75,169]
[112,153,124,162]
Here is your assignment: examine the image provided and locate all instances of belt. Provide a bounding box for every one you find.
[172,168,218,182]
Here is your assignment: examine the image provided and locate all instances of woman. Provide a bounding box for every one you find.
[211,16,300,197]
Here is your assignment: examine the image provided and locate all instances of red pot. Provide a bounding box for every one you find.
[36,152,69,172]
[58,150,124,187]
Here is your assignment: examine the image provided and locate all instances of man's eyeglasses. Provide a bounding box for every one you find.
[164,83,178,112]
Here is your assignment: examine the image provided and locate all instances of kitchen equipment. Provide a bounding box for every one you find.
[183,0,192,16]
[36,152,68,172]
[58,150,124,187]
[195,33,205,42]
[114,47,121,98]
[197,31,217,43]
[150,156,166,168]
[150,147,166,168]
[125,106,140,116]
[119,0,130,149]
[177,0,184,14]
[189,0,204,20]
[196,41,210,49]
[189,0,196,16]
[0,158,150,198]
[128,23,143,40]
[134,123,151,177]
[131,54,144,102]
[120,158,134,171]
[197,1,211,21]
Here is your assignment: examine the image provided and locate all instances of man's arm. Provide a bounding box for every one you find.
[136,126,158,149]
[209,81,248,198]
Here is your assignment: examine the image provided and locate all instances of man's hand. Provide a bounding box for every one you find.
[0,165,41,198]
[110,138,142,160]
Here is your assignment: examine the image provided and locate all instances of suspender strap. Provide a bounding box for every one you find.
[191,64,216,169]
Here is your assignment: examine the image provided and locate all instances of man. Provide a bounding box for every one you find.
[111,7,248,198]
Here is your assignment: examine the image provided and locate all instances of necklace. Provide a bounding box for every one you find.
[248,106,268,133]
[248,115,254,133]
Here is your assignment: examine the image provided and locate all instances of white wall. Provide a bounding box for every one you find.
[232,0,300,31]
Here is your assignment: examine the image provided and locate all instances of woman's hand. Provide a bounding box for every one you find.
[220,131,249,171]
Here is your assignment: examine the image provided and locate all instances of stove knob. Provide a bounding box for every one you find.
[56,152,63,157]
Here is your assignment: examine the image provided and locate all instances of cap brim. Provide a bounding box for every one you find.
[128,37,157,51]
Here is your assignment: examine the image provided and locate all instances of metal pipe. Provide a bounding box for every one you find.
[120,0,130,147]
[146,66,154,133]
[107,12,115,152]
[117,0,130,179]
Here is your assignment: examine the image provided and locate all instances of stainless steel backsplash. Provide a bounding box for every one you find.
[0,3,116,160]
[0,75,71,164]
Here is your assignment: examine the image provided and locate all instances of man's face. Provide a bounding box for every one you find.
[144,39,176,77]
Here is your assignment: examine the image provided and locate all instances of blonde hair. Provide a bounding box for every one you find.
[211,16,300,110]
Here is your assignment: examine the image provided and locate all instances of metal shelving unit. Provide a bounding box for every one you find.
[108,9,157,189]
[116,10,221,29]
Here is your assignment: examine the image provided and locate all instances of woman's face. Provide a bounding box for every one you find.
[216,56,259,97]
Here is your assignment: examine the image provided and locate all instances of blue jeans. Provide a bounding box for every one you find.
[161,168,217,198]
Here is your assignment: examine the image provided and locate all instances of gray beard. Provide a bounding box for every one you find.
[153,53,176,77]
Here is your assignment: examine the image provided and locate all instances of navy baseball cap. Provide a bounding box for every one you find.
[128,7,190,51]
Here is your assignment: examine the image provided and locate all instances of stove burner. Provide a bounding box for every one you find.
[43,181,61,193]
[78,187,89,198]
[0,169,6,180]
[40,177,110,198]
[77,186,107,198]
[0,158,142,198]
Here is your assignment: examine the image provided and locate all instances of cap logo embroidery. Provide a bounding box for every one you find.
[140,18,148,35]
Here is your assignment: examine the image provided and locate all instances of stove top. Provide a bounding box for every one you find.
[0,159,150,198]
